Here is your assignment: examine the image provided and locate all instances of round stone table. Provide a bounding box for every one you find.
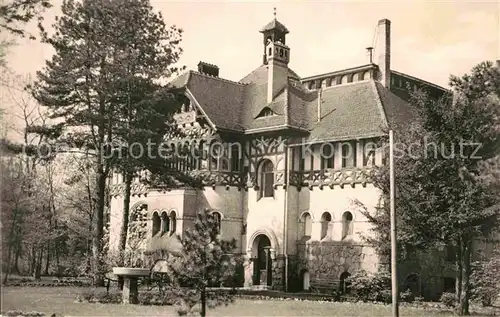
[112,267,150,304]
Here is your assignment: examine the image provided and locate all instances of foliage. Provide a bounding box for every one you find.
[345,270,392,303]
[0,0,51,38]
[360,61,500,315]
[167,208,243,317]
[29,0,186,285]
[440,292,456,308]
[470,246,500,306]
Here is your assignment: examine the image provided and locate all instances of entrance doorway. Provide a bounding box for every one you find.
[300,269,310,291]
[252,234,272,286]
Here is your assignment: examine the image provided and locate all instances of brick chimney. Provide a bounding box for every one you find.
[197,61,219,77]
[266,41,290,103]
[376,19,391,89]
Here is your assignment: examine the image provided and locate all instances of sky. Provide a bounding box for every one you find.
[1,0,499,138]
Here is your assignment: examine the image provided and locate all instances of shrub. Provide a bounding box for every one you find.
[440,292,456,308]
[77,288,121,304]
[400,289,413,303]
[347,270,392,303]
[470,250,500,307]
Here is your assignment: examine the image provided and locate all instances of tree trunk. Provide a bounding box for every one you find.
[455,241,463,303]
[92,160,107,287]
[119,171,133,253]
[44,244,51,275]
[33,247,43,280]
[13,241,21,275]
[458,240,472,316]
[201,287,206,317]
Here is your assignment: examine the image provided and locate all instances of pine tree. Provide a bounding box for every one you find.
[167,208,242,317]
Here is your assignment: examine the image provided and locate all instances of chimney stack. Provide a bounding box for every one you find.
[197,61,219,77]
[376,19,391,89]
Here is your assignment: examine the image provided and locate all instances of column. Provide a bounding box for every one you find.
[122,277,138,304]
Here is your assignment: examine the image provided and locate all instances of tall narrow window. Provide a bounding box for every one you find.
[169,211,177,235]
[342,142,356,168]
[320,212,332,240]
[152,212,161,236]
[321,143,334,169]
[230,144,240,172]
[161,212,169,234]
[260,160,274,198]
[302,212,312,237]
[212,212,222,234]
[342,211,353,239]
[364,140,377,167]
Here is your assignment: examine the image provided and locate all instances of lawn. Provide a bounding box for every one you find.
[1,287,495,316]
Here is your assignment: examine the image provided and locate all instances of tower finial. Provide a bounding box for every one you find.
[273,7,276,19]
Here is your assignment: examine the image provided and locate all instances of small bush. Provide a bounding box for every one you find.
[440,292,456,308]
[77,288,121,304]
[400,289,413,303]
[347,270,392,303]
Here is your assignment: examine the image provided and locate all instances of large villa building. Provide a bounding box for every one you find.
[108,16,454,298]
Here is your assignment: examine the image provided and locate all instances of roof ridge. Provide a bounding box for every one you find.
[320,80,372,92]
[301,64,377,81]
[392,70,448,91]
[190,70,247,86]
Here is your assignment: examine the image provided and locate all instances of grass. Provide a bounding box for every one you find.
[2,286,497,316]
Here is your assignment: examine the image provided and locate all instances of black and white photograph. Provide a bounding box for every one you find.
[1,1,499,316]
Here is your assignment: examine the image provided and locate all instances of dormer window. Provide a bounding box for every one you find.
[256,107,275,118]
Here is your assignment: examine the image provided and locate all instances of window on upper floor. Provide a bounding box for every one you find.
[211,211,222,234]
[256,107,274,118]
[152,212,161,236]
[320,212,332,240]
[341,141,357,168]
[230,144,241,172]
[169,211,177,235]
[210,143,229,171]
[260,159,274,198]
[161,211,169,234]
[363,140,377,167]
[301,212,312,237]
[321,143,334,169]
[342,211,353,240]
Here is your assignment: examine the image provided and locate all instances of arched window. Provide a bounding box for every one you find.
[342,211,353,239]
[212,212,222,234]
[260,159,274,198]
[363,71,371,80]
[341,75,348,84]
[302,212,312,237]
[320,212,332,240]
[161,211,169,234]
[152,212,161,236]
[169,211,177,234]
[339,271,351,294]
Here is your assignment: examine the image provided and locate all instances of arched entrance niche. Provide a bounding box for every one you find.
[248,230,278,287]
[300,269,310,291]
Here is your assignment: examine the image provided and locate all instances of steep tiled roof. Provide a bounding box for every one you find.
[259,19,289,33]
[302,81,389,142]
[167,66,416,140]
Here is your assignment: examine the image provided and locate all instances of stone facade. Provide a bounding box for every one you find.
[295,241,377,291]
